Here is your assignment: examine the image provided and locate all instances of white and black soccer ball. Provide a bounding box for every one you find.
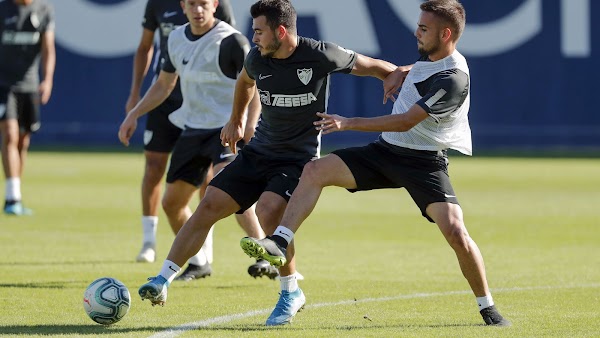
[83,277,131,325]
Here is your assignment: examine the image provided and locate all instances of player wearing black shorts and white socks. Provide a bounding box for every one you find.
[0,0,55,216]
[242,0,511,327]
[135,0,400,326]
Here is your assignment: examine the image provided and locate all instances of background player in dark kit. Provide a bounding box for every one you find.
[0,0,55,216]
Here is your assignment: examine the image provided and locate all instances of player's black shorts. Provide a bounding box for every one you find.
[0,87,41,133]
[143,98,183,153]
[209,146,310,213]
[332,138,459,223]
[166,127,236,187]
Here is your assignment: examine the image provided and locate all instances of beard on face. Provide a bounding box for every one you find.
[417,37,441,57]
[260,38,282,58]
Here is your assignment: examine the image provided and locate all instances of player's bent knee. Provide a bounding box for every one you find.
[444,225,471,251]
[300,160,329,186]
[255,201,285,231]
[144,156,168,177]
[161,197,181,217]
[197,194,231,220]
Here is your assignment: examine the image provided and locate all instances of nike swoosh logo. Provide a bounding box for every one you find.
[220,153,235,159]
[285,190,292,197]
[168,265,177,273]
[164,11,178,18]
[278,231,291,238]
[444,193,456,198]
[182,59,189,65]
[259,74,272,80]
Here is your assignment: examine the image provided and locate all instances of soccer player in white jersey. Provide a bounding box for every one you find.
[119,0,280,280]
[241,0,511,327]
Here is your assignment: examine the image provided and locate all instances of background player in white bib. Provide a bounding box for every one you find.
[0,0,55,216]
[125,0,278,280]
[242,0,511,327]
[136,0,404,326]
[119,0,276,281]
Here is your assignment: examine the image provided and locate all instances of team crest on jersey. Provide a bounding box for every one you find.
[258,89,271,105]
[30,14,40,28]
[30,122,41,132]
[143,130,153,146]
[297,68,313,85]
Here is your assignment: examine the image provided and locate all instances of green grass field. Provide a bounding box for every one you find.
[1,151,599,337]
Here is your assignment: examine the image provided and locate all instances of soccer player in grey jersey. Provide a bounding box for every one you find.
[0,0,55,216]
[242,0,511,327]
[136,0,402,326]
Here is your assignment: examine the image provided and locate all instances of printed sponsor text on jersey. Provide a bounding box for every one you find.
[258,90,317,108]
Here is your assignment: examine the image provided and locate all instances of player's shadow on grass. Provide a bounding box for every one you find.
[0,259,136,266]
[0,325,172,335]
[0,281,83,289]
[190,322,483,332]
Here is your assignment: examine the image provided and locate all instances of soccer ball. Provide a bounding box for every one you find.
[83,277,131,325]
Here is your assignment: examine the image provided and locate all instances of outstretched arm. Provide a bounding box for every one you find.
[314,104,429,135]
[351,53,397,80]
[350,54,412,103]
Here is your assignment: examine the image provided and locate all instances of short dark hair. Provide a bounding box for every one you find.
[420,0,466,40]
[250,0,297,35]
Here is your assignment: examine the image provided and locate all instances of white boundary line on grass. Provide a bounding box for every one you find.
[148,283,600,338]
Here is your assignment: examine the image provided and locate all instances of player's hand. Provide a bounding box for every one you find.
[118,114,138,147]
[39,80,53,105]
[383,66,410,104]
[315,112,347,135]
[220,120,244,154]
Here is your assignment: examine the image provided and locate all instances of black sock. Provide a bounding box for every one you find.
[269,235,289,249]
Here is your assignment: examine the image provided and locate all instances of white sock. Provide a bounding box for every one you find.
[159,260,181,284]
[476,295,494,311]
[141,216,158,244]
[204,227,214,264]
[274,225,295,245]
[5,177,21,201]
[279,274,298,292]
[188,248,208,266]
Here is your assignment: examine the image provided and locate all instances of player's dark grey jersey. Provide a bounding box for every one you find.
[142,0,187,102]
[0,0,54,91]
[142,0,187,75]
[245,36,357,160]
